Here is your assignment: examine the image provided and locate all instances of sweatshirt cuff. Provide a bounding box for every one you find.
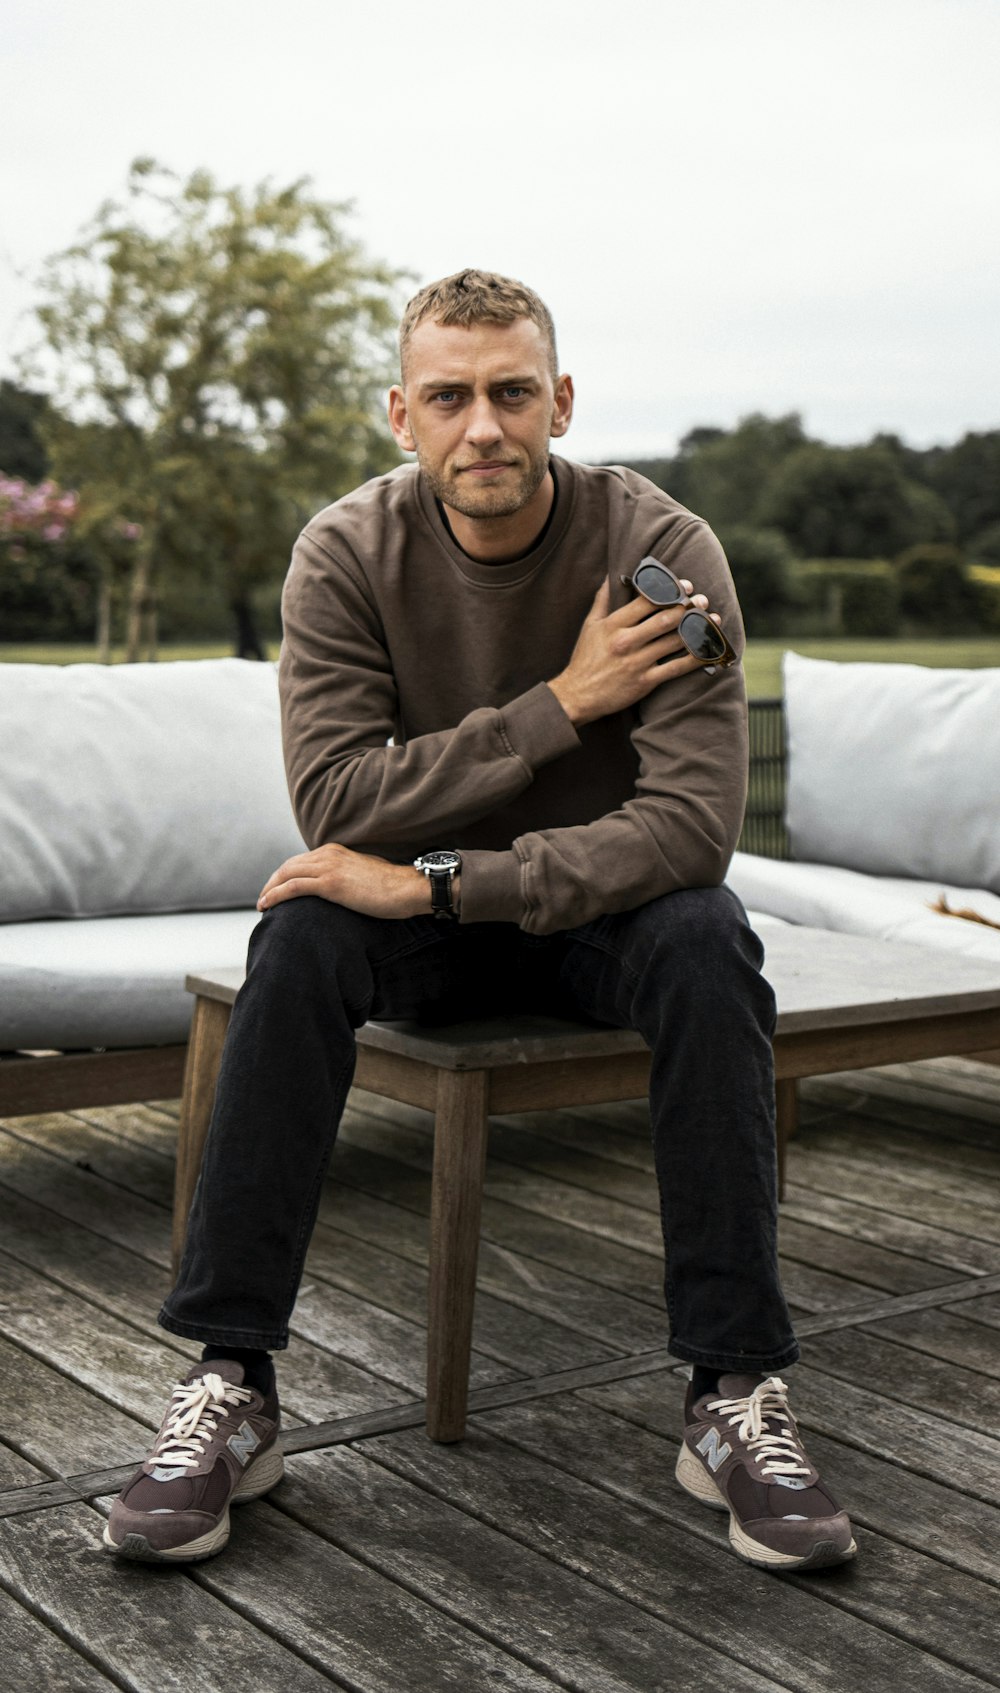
[458,849,525,925]
[500,682,579,772]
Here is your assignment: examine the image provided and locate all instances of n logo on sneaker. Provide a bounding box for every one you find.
[696,1429,732,1472]
[227,1421,260,1467]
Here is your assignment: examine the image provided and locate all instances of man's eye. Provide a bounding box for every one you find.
[503,386,526,400]
[432,391,458,404]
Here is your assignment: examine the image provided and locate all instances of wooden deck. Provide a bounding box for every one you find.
[2,1056,1000,1691]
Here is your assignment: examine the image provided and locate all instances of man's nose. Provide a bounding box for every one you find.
[464,396,503,447]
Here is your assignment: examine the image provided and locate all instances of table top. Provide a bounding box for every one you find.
[186,921,1000,1068]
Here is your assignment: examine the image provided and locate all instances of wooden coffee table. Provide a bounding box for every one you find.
[174,921,1000,1441]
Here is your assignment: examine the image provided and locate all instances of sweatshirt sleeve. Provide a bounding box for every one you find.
[458,521,750,934]
[279,529,581,853]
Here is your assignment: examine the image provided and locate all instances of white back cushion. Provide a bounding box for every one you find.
[783,652,1000,893]
[0,659,306,919]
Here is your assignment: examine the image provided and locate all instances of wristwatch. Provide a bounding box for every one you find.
[413,850,462,920]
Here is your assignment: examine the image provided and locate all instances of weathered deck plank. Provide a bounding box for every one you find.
[1,1582,122,1692]
[0,1503,348,1693]
[271,1446,797,1693]
[366,1412,1000,1691]
[1,1055,998,1692]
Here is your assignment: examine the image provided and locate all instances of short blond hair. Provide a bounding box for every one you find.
[399,268,558,381]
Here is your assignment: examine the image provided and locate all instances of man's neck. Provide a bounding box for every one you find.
[442,468,555,563]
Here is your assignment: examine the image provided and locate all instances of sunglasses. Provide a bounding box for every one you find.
[620,557,737,675]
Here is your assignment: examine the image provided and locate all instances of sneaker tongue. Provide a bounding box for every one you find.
[187,1358,246,1388]
[716,1372,772,1398]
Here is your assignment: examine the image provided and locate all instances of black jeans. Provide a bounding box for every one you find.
[160,885,799,1373]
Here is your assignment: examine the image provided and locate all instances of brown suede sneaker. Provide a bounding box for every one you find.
[103,1360,283,1562]
[676,1374,857,1571]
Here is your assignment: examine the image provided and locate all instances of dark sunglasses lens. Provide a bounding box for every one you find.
[634,562,681,604]
[679,611,727,663]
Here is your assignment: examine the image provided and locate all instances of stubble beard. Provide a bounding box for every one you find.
[417,444,550,520]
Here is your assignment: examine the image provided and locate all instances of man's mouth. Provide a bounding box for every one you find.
[460,461,515,475]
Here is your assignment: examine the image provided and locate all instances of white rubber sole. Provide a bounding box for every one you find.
[103,1442,285,1563]
[675,1442,858,1570]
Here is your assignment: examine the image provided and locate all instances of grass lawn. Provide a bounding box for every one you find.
[743,637,1000,696]
[2,636,998,697]
[0,641,279,665]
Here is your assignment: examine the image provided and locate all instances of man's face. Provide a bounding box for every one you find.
[388,317,573,522]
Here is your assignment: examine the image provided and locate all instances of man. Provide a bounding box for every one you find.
[105,269,855,1573]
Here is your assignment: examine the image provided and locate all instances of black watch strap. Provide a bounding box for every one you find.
[427,868,456,919]
[414,851,461,921]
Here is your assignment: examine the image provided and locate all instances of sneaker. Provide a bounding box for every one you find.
[103,1359,283,1563]
[675,1373,857,1571]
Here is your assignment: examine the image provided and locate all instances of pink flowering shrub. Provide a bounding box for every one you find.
[0,475,80,551]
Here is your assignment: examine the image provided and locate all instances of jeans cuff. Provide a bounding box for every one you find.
[667,1337,801,1373]
[158,1306,290,1351]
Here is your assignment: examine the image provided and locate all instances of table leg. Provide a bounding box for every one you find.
[172,996,232,1275]
[775,1077,798,1203]
[426,1067,490,1442]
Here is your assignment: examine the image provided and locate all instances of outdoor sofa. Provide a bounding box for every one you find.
[727,652,1000,972]
[0,657,304,1113]
[3,649,999,1119]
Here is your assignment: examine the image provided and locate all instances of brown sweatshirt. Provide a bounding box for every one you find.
[279,455,748,936]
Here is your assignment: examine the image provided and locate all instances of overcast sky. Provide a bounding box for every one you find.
[2,0,998,461]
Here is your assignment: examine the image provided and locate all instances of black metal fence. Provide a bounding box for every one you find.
[738,698,790,860]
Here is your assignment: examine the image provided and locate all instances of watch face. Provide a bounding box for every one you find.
[419,851,461,871]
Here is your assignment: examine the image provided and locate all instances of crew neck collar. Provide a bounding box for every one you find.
[416,456,577,588]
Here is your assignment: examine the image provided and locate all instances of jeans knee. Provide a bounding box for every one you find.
[632,886,774,1030]
[640,885,760,967]
[247,897,368,996]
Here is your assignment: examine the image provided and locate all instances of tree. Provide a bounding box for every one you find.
[758,443,953,560]
[25,159,406,659]
[716,525,798,635]
[674,412,809,531]
[925,431,1000,545]
[0,380,51,481]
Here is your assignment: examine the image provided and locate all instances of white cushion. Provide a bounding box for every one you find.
[783,652,1000,894]
[727,852,1000,964]
[0,659,305,921]
[0,908,262,1048]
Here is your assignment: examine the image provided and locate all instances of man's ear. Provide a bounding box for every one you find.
[550,373,574,440]
[387,385,416,453]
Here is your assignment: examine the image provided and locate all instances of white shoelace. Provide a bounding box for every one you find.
[706,1376,812,1481]
[149,1373,253,1471]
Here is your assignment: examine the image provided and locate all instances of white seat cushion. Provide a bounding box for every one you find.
[0,909,262,1049]
[727,852,1000,964]
[783,652,1000,894]
[0,658,305,921]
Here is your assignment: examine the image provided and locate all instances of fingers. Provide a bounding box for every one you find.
[584,579,611,621]
[258,850,323,903]
[611,587,712,627]
[258,876,318,910]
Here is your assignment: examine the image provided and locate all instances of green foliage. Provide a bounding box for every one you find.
[23,158,407,657]
[758,444,948,560]
[0,535,97,639]
[717,525,798,635]
[794,559,900,636]
[671,412,808,530]
[894,542,979,631]
[925,431,1000,544]
[967,564,1000,632]
[0,472,92,639]
[0,381,51,481]
[968,521,1000,567]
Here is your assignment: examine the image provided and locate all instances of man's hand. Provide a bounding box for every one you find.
[548,579,725,727]
[258,844,440,919]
